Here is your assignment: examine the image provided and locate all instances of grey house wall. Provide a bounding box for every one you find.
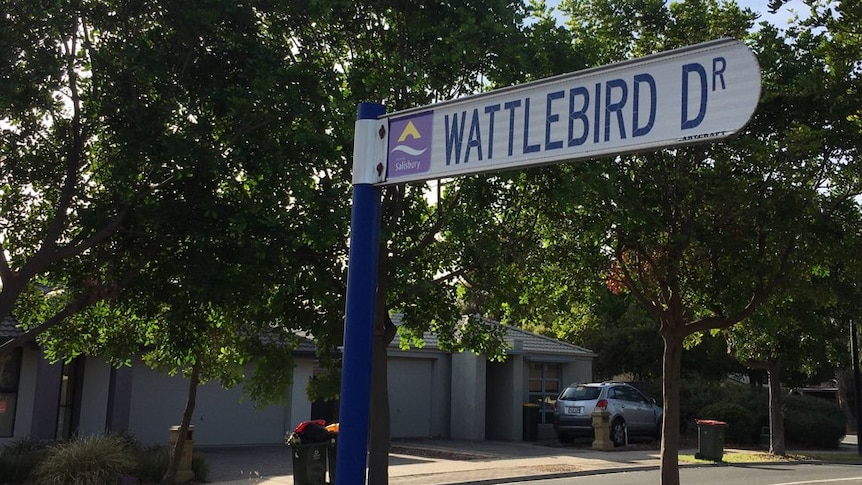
[560,356,593,387]
[30,350,64,441]
[453,350,594,442]
[485,355,523,441]
[78,359,111,437]
[2,347,40,442]
[0,353,317,447]
[3,325,592,447]
[450,352,485,440]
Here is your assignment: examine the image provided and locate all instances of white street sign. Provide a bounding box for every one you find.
[378,38,761,185]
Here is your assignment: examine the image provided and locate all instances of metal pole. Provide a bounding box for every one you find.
[851,319,862,455]
[335,103,385,485]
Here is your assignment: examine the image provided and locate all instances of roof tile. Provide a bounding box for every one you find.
[0,315,21,339]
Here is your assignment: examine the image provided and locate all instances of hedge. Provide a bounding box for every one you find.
[783,393,846,448]
[697,401,758,444]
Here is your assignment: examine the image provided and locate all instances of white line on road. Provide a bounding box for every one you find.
[772,478,862,485]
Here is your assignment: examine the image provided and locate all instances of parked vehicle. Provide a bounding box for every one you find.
[553,382,662,446]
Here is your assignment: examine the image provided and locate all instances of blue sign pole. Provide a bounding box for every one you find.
[335,102,385,485]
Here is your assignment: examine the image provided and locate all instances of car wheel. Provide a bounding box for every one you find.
[611,419,627,447]
[558,433,574,444]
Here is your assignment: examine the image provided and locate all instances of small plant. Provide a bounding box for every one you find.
[0,438,49,484]
[31,434,137,485]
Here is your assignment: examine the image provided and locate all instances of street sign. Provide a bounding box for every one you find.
[379,38,760,185]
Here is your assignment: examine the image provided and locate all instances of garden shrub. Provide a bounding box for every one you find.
[1,432,209,484]
[31,434,137,485]
[784,394,846,448]
[678,379,725,432]
[731,386,769,430]
[697,401,757,444]
[677,379,767,434]
[192,452,210,482]
[0,439,49,484]
[130,445,170,484]
[641,378,769,437]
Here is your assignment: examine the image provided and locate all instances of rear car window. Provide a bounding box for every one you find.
[559,386,601,401]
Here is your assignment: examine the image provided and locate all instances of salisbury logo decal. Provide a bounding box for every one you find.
[387,111,433,179]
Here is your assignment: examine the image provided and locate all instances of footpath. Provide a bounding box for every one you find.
[200,435,860,485]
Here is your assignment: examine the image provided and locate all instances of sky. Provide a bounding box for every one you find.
[545,0,811,28]
[734,0,810,25]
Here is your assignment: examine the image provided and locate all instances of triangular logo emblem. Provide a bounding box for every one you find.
[398,121,422,142]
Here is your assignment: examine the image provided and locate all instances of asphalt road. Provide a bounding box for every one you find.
[502,463,862,485]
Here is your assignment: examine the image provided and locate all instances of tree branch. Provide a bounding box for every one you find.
[39,16,85,254]
[0,268,140,358]
[615,242,663,322]
[686,234,797,336]
[0,292,93,357]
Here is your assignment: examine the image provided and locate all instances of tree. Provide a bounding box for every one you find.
[448,1,856,484]
[727,287,843,455]
[2,2,349,483]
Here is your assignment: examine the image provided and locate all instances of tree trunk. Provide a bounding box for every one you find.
[161,360,201,485]
[367,272,396,485]
[367,329,393,485]
[836,367,855,431]
[660,329,683,485]
[766,363,786,455]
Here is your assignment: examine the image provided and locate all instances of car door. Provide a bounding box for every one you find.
[615,386,654,433]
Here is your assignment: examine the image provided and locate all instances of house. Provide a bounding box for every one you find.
[0,318,593,446]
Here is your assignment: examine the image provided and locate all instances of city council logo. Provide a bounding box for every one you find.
[387,111,433,179]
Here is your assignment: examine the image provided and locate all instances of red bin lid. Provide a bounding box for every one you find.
[696,419,727,426]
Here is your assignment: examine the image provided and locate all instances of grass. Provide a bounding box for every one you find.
[680,450,793,464]
[793,451,862,463]
[679,448,862,465]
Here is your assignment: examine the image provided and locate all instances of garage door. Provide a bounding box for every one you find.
[388,358,433,438]
[129,365,287,445]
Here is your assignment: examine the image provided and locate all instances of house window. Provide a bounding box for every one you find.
[528,362,561,425]
[0,348,22,437]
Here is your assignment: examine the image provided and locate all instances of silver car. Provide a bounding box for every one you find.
[553,382,663,446]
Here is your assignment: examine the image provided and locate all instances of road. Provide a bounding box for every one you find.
[500,463,862,485]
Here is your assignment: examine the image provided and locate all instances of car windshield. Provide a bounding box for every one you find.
[559,386,601,401]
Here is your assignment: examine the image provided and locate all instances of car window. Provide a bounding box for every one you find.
[610,386,628,401]
[613,386,649,403]
[613,386,640,403]
[559,386,601,401]
[630,388,649,403]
